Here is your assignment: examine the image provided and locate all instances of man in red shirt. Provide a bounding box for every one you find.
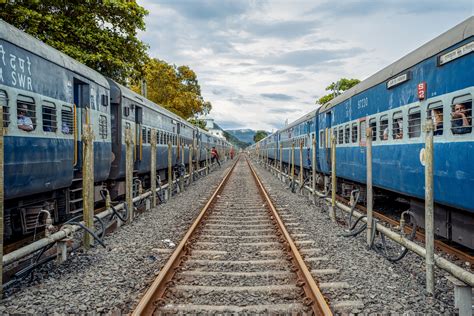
[211,147,221,167]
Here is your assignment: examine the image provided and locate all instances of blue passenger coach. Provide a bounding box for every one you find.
[0,20,111,237]
[0,20,231,240]
[317,17,473,248]
[255,17,473,248]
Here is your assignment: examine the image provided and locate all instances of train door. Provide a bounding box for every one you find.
[135,106,143,162]
[73,78,90,170]
[325,111,332,168]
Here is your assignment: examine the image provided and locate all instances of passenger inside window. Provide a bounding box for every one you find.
[18,104,33,132]
[380,117,388,140]
[451,102,472,134]
[392,114,403,140]
[432,108,443,136]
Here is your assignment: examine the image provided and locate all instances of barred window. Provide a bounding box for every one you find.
[338,127,344,144]
[359,120,366,142]
[408,107,421,138]
[17,95,36,132]
[42,101,57,132]
[344,125,351,144]
[99,115,107,139]
[427,101,443,136]
[0,90,9,127]
[392,111,403,140]
[451,95,472,135]
[369,118,377,141]
[142,127,147,143]
[351,123,358,143]
[147,128,151,144]
[380,115,388,141]
[61,106,74,135]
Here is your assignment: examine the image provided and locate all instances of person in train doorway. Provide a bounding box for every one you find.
[211,146,221,167]
[17,104,33,132]
[230,147,235,160]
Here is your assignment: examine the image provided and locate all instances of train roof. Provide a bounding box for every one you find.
[109,79,197,128]
[0,19,110,89]
[280,109,318,132]
[320,16,474,113]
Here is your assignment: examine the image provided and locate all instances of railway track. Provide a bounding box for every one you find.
[133,157,332,315]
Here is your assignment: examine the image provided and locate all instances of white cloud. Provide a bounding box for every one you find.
[137,0,473,131]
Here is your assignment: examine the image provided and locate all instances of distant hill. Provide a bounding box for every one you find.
[223,131,251,149]
[226,129,257,145]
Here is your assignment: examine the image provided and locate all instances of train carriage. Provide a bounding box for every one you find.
[0,19,112,238]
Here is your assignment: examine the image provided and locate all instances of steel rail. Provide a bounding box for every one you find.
[132,157,240,315]
[246,158,333,316]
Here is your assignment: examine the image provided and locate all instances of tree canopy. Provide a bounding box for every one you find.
[134,58,212,119]
[315,78,360,105]
[0,0,149,84]
[188,118,207,130]
[253,130,268,143]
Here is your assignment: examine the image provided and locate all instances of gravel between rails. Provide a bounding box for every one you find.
[251,160,457,314]
[0,162,232,315]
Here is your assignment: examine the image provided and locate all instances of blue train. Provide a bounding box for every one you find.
[0,20,230,240]
[253,17,473,249]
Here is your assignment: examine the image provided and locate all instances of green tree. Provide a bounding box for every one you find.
[316,78,360,105]
[253,130,268,143]
[188,118,207,130]
[134,58,212,119]
[0,0,149,83]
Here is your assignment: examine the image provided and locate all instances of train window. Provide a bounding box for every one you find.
[359,120,366,142]
[408,107,421,138]
[379,115,388,141]
[344,125,350,143]
[147,129,151,144]
[142,127,147,143]
[338,127,344,144]
[319,131,324,148]
[42,102,57,132]
[369,118,376,141]
[17,95,36,132]
[451,95,472,135]
[0,90,9,127]
[427,101,443,136]
[123,106,130,117]
[99,115,107,139]
[351,123,358,143]
[61,106,74,135]
[392,111,403,140]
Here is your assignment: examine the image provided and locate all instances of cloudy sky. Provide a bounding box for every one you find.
[137,0,473,131]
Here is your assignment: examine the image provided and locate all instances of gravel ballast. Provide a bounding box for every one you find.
[251,160,458,314]
[1,162,232,314]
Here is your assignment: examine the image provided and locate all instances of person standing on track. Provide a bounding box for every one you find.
[211,146,221,167]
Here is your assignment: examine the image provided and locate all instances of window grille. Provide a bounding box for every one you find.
[380,115,388,141]
[147,129,151,144]
[142,127,147,143]
[392,111,403,140]
[450,95,472,135]
[0,90,9,127]
[338,127,344,144]
[351,123,358,143]
[427,101,443,136]
[98,115,107,139]
[408,107,421,138]
[61,106,74,135]
[359,120,366,142]
[369,118,377,141]
[17,95,36,131]
[42,102,57,132]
